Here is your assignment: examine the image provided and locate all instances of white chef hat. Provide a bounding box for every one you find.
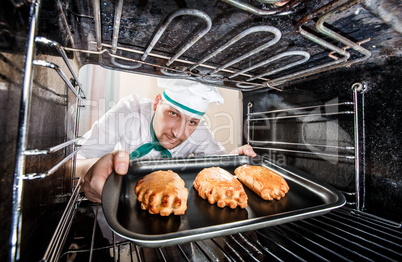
[157,78,224,119]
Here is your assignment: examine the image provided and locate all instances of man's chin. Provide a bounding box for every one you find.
[161,141,181,149]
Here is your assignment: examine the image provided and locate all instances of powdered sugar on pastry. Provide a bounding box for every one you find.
[135,170,188,216]
[235,164,289,200]
[193,167,248,209]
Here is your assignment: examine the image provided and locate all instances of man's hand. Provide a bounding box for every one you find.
[229,144,257,157]
[79,150,129,203]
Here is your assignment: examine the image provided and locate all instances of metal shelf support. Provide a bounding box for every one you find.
[247,82,364,209]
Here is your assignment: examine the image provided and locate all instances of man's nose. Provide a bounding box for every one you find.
[172,119,186,138]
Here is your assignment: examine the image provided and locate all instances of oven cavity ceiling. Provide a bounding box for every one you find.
[12,0,402,91]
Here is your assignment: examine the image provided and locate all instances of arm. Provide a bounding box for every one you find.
[77,95,141,159]
[76,150,130,203]
[76,96,142,202]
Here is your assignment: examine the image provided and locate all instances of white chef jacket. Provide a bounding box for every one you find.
[77,94,227,159]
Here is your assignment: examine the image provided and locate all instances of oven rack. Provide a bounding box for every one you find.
[59,205,401,262]
[18,35,86,181]
[246,100,356,160]
[60,0,370,91]
[247,82,364,209]
[10,1,85,260]
[42,178,83,262]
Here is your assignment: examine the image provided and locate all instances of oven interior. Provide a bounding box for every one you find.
[0,0,401,261]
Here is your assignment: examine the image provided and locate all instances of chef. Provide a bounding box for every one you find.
[76,78,256,202]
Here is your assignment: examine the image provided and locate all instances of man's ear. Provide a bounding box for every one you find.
[153,94,162,111]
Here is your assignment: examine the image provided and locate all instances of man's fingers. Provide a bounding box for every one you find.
[83,182,102,203]
[84,152,114,202]
[82,150,129,203]
[113,150,129,175]
[243,145,257,157]
[229,145,257,157]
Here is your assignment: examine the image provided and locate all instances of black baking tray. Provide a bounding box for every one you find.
[102,155,345,247]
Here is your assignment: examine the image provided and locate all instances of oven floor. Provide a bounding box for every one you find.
[59,202,402,262]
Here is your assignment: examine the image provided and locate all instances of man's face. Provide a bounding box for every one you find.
[153,99,200,149]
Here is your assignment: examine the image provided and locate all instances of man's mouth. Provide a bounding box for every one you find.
[165,135,179,144]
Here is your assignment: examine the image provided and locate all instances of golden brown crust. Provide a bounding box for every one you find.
[135,170,188,216]
[193,167,248,209]
[234,165,289,200]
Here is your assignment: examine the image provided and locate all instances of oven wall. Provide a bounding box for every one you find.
[0,52,24,262]
[242,58,402,222]
[0,50,80,261]
[0,2,30,260]
[0,1,80,261]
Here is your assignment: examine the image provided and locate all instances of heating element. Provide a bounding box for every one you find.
[61,0,377,91]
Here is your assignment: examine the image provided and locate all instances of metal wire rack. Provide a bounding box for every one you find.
[58,205,401,262]
[246,82,364,210]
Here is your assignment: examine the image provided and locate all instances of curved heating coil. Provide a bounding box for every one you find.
[189,25,282,75]
[230,50,310,81]
[145,8,212,67]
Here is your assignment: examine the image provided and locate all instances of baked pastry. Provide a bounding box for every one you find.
[193,167,248,209]
[135,170,188,216]
[234,164,289,200]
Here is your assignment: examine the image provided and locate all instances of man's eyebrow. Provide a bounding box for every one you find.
[166,105,180,114]
[165,104,200,121]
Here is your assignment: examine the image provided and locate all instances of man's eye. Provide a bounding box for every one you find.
[189,120,197,126]
[169,111,177,117]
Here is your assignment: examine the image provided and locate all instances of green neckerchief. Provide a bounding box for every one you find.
[129,115,172,160]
